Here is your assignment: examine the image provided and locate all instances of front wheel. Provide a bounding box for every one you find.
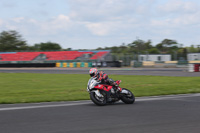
[120,89,135,104]
[90,90,106,106]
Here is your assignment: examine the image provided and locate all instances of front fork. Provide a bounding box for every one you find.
[92,90,104,98]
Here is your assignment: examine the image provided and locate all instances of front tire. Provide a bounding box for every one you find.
[90,90,106,106]
[120,89,135,104]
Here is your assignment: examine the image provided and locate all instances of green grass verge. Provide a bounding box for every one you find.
[0,73,200,104]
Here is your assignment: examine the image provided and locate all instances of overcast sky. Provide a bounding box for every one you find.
[0,0,200,49]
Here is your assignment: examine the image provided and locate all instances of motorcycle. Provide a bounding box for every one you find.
[87,77,135,106]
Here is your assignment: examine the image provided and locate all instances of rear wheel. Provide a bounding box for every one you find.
[90,90,107,106]
[120,89,135,104]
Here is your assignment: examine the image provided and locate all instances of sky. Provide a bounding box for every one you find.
[0,0,200,49]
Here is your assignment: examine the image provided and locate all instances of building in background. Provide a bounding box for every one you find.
[138,54,171,62]
[187,53,200,61]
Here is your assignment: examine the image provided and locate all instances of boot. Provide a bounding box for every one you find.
[115,86,122,92]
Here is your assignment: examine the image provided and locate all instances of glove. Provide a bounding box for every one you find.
[98,77,102,81]
[114,82,118,86]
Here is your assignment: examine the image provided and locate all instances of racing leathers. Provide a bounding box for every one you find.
[95,71,120,92]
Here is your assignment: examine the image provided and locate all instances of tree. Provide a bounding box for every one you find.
[34,42,62,51]
[148,48,160,54]
[128,39,153,53]
[110,46,120,53]
[63,48,72,51]
[119,43,128,54]
[186,45,198,53]
[0,30,28,51]
[156,39,178,53]
[177,48,187,60]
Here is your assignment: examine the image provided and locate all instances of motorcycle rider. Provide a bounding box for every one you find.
[89,68,121,92]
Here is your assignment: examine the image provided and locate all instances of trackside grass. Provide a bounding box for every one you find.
[0,73,200,104]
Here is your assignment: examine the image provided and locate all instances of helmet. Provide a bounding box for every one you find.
[89,68,99,77]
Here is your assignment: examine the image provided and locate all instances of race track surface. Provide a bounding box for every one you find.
[0,67,200,76]
[1,94,200,133]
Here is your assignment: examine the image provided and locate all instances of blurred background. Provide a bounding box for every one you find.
[0,0,200,69]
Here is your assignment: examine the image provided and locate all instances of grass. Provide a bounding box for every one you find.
[0,73,200,104]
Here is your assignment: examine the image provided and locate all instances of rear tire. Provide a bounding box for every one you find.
[120,89,135,104]
[90,90,106,106]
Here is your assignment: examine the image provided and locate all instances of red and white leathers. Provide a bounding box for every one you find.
[89,68,121,92]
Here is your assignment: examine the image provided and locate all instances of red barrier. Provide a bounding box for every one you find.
[194,64,200,72]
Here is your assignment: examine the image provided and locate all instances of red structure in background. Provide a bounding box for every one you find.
[0,52,41,61]
[0,51,109,61]
[42,51,93,60]
[90,51,108,60]
[194,64,200,72]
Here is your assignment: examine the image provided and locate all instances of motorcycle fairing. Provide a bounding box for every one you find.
[93,84,113,92]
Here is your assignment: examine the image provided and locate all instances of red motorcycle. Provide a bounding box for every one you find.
[87,77,135,106]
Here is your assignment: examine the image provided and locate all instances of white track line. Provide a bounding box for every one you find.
[0,93,200,111]
[136,93,200,101]
[0,102,90,111]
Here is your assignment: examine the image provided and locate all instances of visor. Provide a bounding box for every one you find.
[90,73,95,77]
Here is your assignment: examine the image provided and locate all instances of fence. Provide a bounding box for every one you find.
[56,62,92,68]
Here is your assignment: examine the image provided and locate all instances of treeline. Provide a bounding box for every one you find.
[0,30,69,52]
[0,30,200,58]
[96,39,200,56]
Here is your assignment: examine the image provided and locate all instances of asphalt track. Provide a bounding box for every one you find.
[1,94,200,133]
[0,67,200,76]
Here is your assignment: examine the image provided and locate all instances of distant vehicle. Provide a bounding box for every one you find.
[87,77,135,106]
